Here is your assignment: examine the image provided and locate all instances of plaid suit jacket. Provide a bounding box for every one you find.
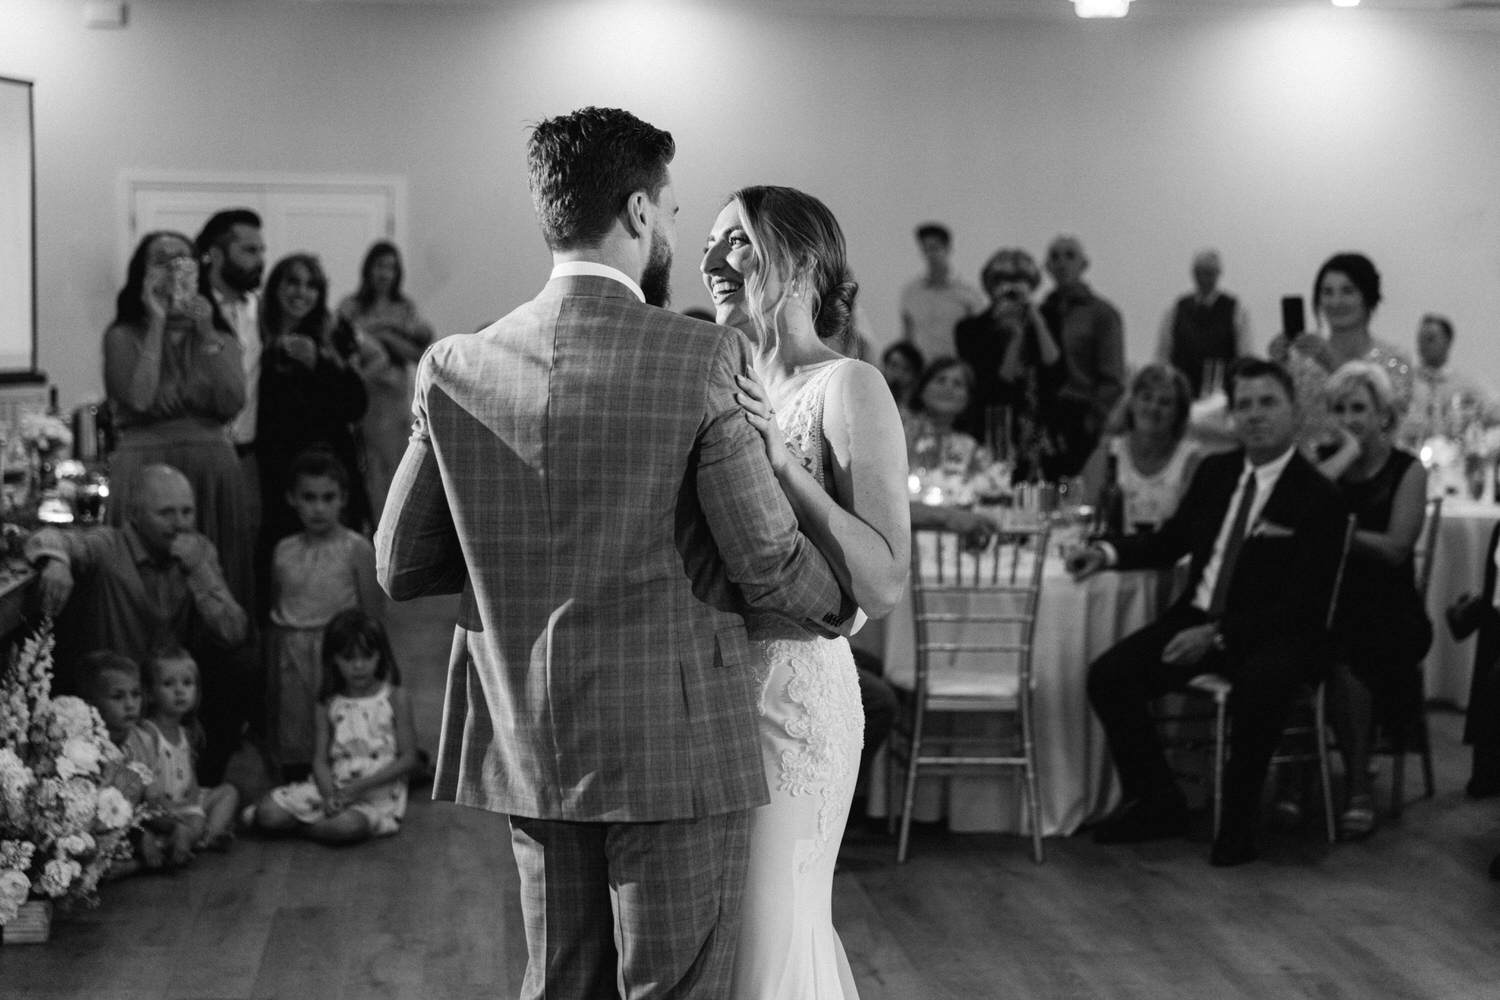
[376,275,850,821]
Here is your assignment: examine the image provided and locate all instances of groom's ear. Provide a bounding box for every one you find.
[622,190,652,240]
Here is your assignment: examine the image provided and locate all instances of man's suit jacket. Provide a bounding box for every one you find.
[1109,448,1347,662]
[1454,521,1500,747]
[375,275,849,822]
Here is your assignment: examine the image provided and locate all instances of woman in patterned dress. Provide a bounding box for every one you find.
[701,186,910,1000]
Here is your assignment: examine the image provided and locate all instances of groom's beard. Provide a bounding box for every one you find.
[641,229,672,308]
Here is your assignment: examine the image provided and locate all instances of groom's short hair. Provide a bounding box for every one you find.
[527,107,676,251]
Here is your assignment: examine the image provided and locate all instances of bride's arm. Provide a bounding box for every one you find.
[739,362,911,618]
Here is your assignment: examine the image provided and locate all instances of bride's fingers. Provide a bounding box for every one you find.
[734,391,774,419]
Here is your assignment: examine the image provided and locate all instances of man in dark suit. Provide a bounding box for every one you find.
[376,107,853,998]
[1068,358,1346,865]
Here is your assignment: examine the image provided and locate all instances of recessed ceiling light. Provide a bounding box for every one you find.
[1332,0,1361,7]
[1074,0,1131,17]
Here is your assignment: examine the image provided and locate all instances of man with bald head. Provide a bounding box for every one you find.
[1039,234,1126,474]
[1156,248,1250,398]
[27,463,249,782]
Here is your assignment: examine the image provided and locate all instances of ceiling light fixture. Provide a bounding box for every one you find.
[1331,0,1361,6]
[1073,0,1132,18]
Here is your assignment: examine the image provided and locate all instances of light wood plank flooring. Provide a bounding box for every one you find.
[4,595,1498,999]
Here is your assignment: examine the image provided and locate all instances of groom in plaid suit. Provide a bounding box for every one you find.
[376,107,853,999]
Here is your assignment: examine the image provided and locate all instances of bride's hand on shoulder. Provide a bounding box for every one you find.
[735,371,790,473]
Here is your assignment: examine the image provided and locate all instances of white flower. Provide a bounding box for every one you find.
[58,736,101,778]
[38,857,81,898]
[57,832,94,856]
[47,697,95,741]
[94,787,131,831]
[0,868,31,924]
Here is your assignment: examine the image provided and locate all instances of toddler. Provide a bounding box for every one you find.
[247,609,416,844]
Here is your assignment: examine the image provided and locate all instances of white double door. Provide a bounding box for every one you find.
[121,171,407,308]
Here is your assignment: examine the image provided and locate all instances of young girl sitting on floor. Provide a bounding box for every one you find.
[138,647,240,854]
[246,609,416,844]
[266,447,382,779]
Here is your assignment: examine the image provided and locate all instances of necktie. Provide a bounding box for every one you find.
[1207,470,1257,617]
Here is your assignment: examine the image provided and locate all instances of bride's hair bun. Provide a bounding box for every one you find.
[814,274,858,346]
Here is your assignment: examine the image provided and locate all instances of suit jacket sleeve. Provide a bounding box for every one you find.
[375,344,466,600]
[694,332,853,632]
[1107,455,1214,571]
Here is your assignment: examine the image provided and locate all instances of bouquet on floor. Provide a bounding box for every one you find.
[0,622,136,925]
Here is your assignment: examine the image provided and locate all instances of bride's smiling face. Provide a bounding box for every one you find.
[700,200,781,328]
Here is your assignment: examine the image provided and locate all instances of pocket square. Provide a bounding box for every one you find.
[1251,520,1294,538]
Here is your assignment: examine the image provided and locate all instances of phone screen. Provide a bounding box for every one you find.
[1280,295,1305,336]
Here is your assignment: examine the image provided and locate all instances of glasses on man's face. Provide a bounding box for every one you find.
[1048,249,1080,261]
[986,272,1031,285]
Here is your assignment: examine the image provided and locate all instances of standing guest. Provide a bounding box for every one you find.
[1320,362,1431,840]
[246,610,416,844]
[879,341,924,416]
[1400,313,1500,445]
[266,449,382,778]
[195,209,266,600]
[899,222,987,362]
[104,231,252,608]
[955,247,1067,481]
[377,107,852,998]
[1069,358,1346,866]
[1039,234,1126,476]
[1081,363,1201,533]
[139,648,240,853]
[337,241,434,522]
[28,464,250,785]
[1445,529,1500,802]
[1155,249,1250,398]
[257,253,371,550]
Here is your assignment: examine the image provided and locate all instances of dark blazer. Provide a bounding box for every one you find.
[1453,521,1500,746]
[375,275,851,823]
[1108,448,1347,661]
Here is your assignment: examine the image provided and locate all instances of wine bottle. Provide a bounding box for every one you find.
[1094,453,1126,538]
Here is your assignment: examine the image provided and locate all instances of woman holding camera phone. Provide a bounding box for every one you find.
[103,230,251,602]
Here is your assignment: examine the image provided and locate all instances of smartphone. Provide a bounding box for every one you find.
[1280,295,1305,337]
[169,257,199,312]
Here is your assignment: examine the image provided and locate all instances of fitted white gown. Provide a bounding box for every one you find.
[733,358,864,1000]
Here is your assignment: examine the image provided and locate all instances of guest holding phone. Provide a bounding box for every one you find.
[104,231,250,607]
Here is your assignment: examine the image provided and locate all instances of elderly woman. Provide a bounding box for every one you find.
[103,230,250,604]
[954,247,1066,481]
[1083,363,1200,533]
[1324,360,1432,840]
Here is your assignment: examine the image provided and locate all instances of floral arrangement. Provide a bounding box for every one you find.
[16,412,73,455]
[0,623,135,926]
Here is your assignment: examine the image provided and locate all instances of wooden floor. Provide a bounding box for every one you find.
[5,595,1499,999]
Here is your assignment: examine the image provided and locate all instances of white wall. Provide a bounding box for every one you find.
[2,0,1499,410]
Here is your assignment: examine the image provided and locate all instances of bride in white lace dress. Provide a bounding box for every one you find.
[700,186,911,999]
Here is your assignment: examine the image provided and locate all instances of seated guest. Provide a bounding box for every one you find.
[1399,313,1500,445]
[1081,363,1200,533]
[1068,358,1346,866]
[1447,526,1500,801]
[103,230,252,608]
[904,358,994,486]
[954,247,1067,481]
[1321,362,1432,840]
[880,341,924,417]
[27,464,250,785]
[257,252,372,550]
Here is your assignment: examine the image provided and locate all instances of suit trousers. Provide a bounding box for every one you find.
[1087,603,1310,841]
[508,809,751,1000]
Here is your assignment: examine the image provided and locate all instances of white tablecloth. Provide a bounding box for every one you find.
[1425,497,1500,708]
[867,560,1163,836]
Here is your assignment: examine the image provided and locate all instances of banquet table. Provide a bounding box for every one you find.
[1424,496,1500,708]
[866,554,1167,837]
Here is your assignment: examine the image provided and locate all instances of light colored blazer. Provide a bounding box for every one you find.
[376,275,850,822]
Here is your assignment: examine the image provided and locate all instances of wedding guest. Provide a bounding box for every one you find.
[28,464,250,785]
[246,610,416,844]
[955,247,1067,481]
[104,231,252,608]
[257,253,372,551]
[1445,526,1500,801]
[899,223,986,361]
[266,449,381,778]
[1081,364,1201,533]
[1399,314,1500,445]
[1155,249,1249,398]
[1322,361,1432,840]
[1039,235,1126,476]
[904,358,1004,548]
[880,341,924,415]
[139,648,240,855]
[337,241,435,522]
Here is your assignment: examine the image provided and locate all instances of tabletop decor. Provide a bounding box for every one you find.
[0,621,136,944]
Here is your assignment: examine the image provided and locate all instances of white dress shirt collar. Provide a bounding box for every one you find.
[549,261,645,303]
